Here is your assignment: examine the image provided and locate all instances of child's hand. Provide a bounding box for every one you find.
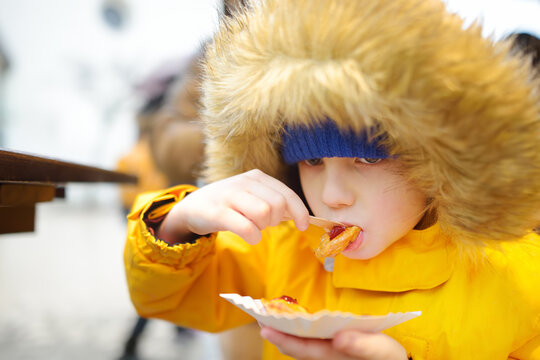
[158,169,310,244]
[260,326,409,360]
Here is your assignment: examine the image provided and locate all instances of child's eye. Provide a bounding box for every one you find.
[304,158,323,166]
[355,157,382,164]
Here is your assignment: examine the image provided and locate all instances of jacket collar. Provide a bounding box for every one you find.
[305,223,456,292]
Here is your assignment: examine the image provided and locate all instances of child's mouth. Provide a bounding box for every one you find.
[343,230,364,252]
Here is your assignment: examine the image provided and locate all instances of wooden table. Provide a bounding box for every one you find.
[0,148,137,234]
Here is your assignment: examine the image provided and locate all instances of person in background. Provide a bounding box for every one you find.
[115,61,175,213]
[145,53,206,187]
[123,0,540,359]
[116,54,204,360]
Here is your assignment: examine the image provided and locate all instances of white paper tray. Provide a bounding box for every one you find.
[220,293,421,339]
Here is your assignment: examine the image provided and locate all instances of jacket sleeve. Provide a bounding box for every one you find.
[123,185,267,333]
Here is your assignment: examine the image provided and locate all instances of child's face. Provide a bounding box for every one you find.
[298,157,427,260]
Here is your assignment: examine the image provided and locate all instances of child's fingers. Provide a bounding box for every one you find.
[227,191,275,231]
[333,330,408,360]
[243,182,289,227]
[215,208,262,244]
[244,170,309,230]
[260,326,334,360]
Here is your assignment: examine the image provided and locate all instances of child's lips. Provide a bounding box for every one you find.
[343,230,364,252]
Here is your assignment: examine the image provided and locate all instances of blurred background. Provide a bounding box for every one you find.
[0,0,538,359]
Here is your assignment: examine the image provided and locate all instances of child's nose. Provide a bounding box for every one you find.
[321,171,354,209]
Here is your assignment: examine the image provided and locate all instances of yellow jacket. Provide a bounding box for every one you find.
[124,185,540,360]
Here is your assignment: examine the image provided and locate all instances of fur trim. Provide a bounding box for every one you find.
[201,0,540,243]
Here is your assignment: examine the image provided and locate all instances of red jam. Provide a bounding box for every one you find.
[275,295,298,304]
[328,225,347,240]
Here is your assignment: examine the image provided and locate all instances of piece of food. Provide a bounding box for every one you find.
[261,295,310,315]
[315,225,362,258]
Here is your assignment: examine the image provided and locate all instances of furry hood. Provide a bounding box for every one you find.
[201,0,540,243]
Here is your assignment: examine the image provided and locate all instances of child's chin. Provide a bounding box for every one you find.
[342,241,383,260]
[341,250,376,260]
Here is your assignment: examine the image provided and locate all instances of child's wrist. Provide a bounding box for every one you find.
[157,210,197,245]
[157,224,199,245]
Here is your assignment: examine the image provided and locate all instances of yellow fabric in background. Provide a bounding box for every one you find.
[116,138,169,210]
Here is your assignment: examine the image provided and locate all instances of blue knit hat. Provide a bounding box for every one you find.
[281,120,388,165]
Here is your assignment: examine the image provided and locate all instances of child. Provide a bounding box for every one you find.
[124,0,540,359]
